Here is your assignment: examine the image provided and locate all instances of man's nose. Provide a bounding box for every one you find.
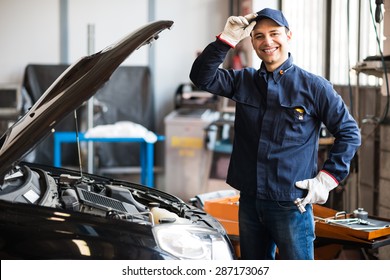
[263,35,273,44]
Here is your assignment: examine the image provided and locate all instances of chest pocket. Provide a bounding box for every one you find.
[232,93,261,108]
[274,104,314,144]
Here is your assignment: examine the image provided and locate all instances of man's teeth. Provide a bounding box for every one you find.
[264,48,277,53]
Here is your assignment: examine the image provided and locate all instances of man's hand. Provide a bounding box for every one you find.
[218,13,257,48]
[295,171,338,207]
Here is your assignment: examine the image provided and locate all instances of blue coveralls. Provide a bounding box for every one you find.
[190,39,361,259]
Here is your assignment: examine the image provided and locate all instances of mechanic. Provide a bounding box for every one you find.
[189,8,361,260]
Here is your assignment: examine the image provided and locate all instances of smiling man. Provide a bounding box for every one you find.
[189,8,361,260]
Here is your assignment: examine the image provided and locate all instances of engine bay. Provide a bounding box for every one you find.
[0,164,201,226]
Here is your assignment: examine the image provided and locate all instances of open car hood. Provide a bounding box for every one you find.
[0,20,174,181]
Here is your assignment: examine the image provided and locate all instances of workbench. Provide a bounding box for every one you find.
[53,131,164,187]
[313,204,390,259]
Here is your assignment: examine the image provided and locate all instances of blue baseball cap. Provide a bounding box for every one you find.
[254,8,289,30]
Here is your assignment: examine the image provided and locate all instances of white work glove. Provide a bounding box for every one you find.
[295,171,339,207]
[218,13,257,48]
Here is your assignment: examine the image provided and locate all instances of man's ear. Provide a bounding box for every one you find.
[287,30,292,41]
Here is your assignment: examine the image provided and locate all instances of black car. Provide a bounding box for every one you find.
[0,20,235,260]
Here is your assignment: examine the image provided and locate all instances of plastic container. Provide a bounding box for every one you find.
[149,202,189,224]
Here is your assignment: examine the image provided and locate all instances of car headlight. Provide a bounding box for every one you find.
[153,224,233,260]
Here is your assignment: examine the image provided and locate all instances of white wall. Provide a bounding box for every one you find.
[67,0,149,65]
[0,0,150,84]
[0,0,60,83]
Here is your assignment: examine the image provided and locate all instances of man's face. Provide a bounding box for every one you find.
[251,18,292,72]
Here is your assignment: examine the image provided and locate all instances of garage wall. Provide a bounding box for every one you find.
[0,0,151,83]
[0,0,60,83]
[67,0,149,65]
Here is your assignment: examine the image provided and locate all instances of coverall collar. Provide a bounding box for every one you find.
[259,53,294,83]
